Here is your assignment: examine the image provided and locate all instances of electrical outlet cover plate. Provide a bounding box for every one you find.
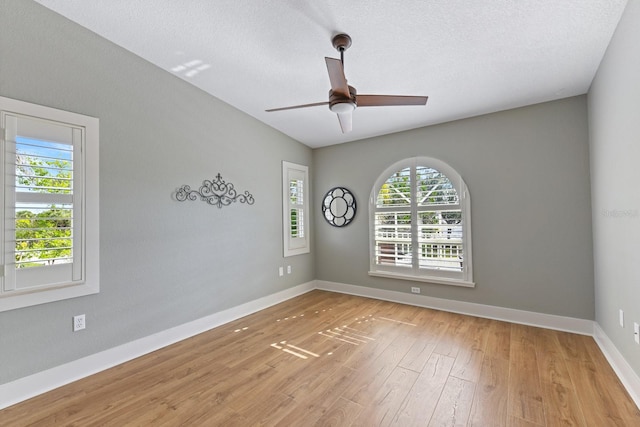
[73,314,86,332]
[634,322,639,344]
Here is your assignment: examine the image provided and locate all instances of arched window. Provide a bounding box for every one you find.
[369,157,473,287]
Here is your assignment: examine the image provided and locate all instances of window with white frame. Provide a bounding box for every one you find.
[369,157,473,287]
[282,161,309,257]
[0,96,99,312]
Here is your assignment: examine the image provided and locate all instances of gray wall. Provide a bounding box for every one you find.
[314,96,595,319]
[0,0,313,384]
[589,0,640,377]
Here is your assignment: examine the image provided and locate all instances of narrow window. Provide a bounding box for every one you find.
[283,161,310,257]
[289,178,304,238]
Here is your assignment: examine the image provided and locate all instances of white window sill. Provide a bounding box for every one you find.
[368,270,475,288]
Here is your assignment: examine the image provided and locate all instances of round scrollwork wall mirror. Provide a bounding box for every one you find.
[322,187,356,227]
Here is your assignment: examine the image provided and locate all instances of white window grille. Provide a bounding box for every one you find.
[369,157,473,287]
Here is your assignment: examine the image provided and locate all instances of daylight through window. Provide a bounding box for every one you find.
[369,157,473,287]
[15,136,74,269]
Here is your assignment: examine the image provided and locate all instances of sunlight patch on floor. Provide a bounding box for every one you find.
[268,309,414,360]
[270,340,320,360]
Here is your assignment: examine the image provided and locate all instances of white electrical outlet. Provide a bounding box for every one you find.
[620,309,625,327]
[411,287,420,294]
[287,265,292,274]
[634,322,639,344]
[278,267,284,277]
[73,314,86,332]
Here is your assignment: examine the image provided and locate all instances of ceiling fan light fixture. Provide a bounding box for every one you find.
[329,101,355,114]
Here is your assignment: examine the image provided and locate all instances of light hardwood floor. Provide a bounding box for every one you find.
[2,290,639,426]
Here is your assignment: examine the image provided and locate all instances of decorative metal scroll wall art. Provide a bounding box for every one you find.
[176,173,255,208]
[322,186,356,227]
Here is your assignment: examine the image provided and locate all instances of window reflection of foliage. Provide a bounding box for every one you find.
[378,169,411,206]
[289,179,303,204]
[17,155,72,194]
[290,209,298,237]
[417,167,458,206]
[15,154,72,267]
[420,212,438,224]
[441,211,461,224]
[16,207,72,267]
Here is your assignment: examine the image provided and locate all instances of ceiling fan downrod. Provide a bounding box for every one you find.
[332,33,352,66]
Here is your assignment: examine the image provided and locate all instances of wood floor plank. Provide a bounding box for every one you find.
[484,320,512,361]
[554,330,595,363]
[391,352,455,426]
[467,356,509,427]
[236,392,296,426]
[341,331,417,405]
[314,397,363,427]
[535,329,588,426]
[507,415,544,426]
[166,405,248,427]
[398,310,447,374]
[450,346,485,383]
[272,339,346,399]
[565,359,635,426]
[375,299,425,325]
[580,335,640,422]
[507,324,546,425]
[225,364,298,414]
[274,366,356,426]
[427,376,476,427]
[398,336,438,373]
[432,311,470,358]
[351,366,419,426]
[449,316,491,384]
[2,290,639,426]
[327,302,402,371]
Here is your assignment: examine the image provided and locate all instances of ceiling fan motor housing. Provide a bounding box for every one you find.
[329,85,357,113]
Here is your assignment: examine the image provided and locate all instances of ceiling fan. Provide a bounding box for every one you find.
[266,33,428,133]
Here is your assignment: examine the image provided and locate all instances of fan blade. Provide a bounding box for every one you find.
[357,95,428,107]
[265,101,329,112]
[325,57,350,97]
[336,112,352,133]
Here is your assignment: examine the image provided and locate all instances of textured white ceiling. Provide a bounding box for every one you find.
[34,0,627,148]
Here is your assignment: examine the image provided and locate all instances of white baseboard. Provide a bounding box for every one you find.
[0,281,315,410]
[315,280,594,335]
[593,323,640,409]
